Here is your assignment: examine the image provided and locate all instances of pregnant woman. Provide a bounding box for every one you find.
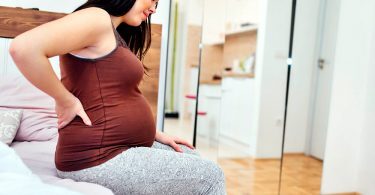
[9,0,226,194]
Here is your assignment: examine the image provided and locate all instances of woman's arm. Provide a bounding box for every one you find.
[9,7,112,128]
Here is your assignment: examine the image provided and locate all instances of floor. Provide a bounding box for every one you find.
[278,154,323,195]
[220,155,323,195]
[164,117,251,162]
[164,117,324,195]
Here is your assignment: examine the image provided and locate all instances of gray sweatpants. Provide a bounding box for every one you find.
[57,141,226,195]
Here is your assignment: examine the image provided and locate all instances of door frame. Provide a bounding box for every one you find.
[305,0,341,158]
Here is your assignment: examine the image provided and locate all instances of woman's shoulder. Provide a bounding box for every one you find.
[72,7,109,17]
[68,7,111,26]
[57,7,113,40]
[10,7,114,59]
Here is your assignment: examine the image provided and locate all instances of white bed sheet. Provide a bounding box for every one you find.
[9,138,113,195]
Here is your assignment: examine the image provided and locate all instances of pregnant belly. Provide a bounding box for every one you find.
[104,101,156,147]
[58,97,156,150]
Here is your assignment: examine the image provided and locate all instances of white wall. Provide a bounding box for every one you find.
[357,30,375,194]
[0,0,169,22]
[357,32,375,195]
[253,0,291,158]
[321,0,375,193]
[0,0,85,13]
[0,1,171,131]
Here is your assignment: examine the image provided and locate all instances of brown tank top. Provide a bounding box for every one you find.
[55,20,156,171]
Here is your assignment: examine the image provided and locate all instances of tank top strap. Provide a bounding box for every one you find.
[110,19,129,48]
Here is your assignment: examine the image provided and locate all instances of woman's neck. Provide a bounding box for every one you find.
[110,16,123,28]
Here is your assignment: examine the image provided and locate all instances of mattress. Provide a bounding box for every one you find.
[10,138,113,195]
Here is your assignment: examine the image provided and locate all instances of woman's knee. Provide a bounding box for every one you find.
[199,161,226,194]
[205,161,225,184]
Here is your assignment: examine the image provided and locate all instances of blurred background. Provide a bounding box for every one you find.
[162,0,375,195]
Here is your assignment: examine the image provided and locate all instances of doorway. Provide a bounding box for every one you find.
[307,0,341,160]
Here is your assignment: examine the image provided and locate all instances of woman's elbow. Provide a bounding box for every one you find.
[9,36,42,66]
[9,37,26,62]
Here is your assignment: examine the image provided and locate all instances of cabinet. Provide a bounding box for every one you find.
[220,77,255,151]
[201,0,259,44]
[194,77,256,155]
[225,0,259,35]
[201,0,226,45]
[196,84,221,146]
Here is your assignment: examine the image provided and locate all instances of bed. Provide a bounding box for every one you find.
[0,6,162,195]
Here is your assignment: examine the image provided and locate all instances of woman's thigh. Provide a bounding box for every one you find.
[57,147,225,195]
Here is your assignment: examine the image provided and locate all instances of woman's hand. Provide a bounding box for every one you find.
[155,131,195,153]
[55,95,92,129]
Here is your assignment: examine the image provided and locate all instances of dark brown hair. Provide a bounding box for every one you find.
[75,0,153,72]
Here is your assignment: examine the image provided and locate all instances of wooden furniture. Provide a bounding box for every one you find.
[0,6,162,118]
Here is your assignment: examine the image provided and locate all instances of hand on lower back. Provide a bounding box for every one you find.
[55,95,92,129]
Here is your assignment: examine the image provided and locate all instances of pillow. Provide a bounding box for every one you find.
[0,75,58,141]
[0,110,22,145]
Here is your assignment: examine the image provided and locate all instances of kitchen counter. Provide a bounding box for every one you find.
[199,79,221,85]
[222,72,255,78]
